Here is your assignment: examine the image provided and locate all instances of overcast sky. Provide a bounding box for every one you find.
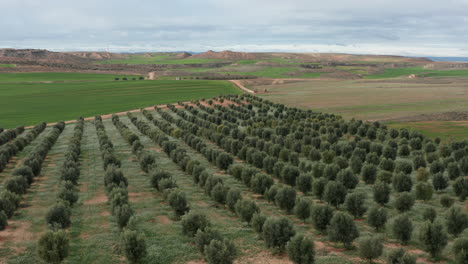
[2,0,468,56]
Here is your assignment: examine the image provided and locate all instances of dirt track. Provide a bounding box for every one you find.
[229,80,254,94]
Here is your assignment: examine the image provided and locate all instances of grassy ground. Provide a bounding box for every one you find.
[0,72,138,82]
[0,64,16,68]
[365,67,468,79]
[0,79,241,128]
[387,121,468,142]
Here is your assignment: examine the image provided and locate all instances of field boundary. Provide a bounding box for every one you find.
[229,79,255,93]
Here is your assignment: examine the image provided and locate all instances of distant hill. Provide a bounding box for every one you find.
[427,57,468,62]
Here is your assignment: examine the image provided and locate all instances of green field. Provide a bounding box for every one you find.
[365,67,468,79]
[387,121,468,141]
[220,67,302,78]
[0,80,241,128]
[0,64,16,68]
[0,72,138,82]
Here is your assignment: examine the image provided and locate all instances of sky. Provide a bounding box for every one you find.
[2,0,468,57]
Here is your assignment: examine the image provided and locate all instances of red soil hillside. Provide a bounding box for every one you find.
[192,50,259,60]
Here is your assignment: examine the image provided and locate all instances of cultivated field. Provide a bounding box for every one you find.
[255,78,468,140]
[0,79,240,128]
[0,94,467,264]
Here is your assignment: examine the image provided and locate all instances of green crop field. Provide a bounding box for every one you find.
[0,80,241,128]
[0,72,139,82]
[388,121,468,141]
[0,64,16,68]
[220,66,301,78]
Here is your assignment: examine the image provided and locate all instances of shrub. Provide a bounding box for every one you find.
[366,152,381,165]
[235,199,259,224]
[415,182,433,201]
[286,234,315,264]
[379,158,395,172]
[395,161,412,175]
[440,195,454,208]
[121,229,147,264]
[216,153,233,170]
[453,177,468,201]
[265,185,279,203]
[211,183,228,204]
[373,181,391,205]
[0,195,16,218]
[204,239,237,264]
[422,207,437,222]
[327,212,360,249]
[158,178,178,192]
[294,198,311,222]
[358,236,383,263]
[445,206,468,237]
[194,228,222,253]
[344,192,367,219]
[12,166,34,185]
[57,187,79,206]
[361,164,377,184]
[262,217,296,252]
[350,155,363,174]
[367,206,387,231]
[281,165,300,186]
[412,155,426,170]
[392,173,413,192]
[391,214,413,245]
[323,163,340,181]
[398,145,410,156]
[226,189,242,212]
[386,248,416,264]
[311,204,334,233]
[312,178,327,200]
[37,229,69,264]
[430,160,444,174]
[252,213,267,234]
[0,210,7,230]
[432,173,448,191]
[181,212,211,237]
[296,173,313,194]
[394,192,415,213]
[323,181,347,208]
[5,176,28,195]
[46,201,72,228]
[251,173,274,195]
[418,220,448,259]
[337,169,359,189]
[416,167,429,182]
[447,162,461,180]
[453,237,468,264]
[275,186,296,213]
[377,170,393,184]
[115,204,134,229]
[168,189,190,217]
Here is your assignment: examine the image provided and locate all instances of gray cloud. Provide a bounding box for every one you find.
[1,0,468,56]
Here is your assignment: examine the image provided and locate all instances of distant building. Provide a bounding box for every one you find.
[176,77,181,80]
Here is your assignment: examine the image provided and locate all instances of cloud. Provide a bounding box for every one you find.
[1,0,468,56]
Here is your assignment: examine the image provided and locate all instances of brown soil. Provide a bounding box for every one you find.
[156,215,172,225]
[100,210,111,216]
[84,192,107,205]
[385,110,468,122]
[192,50,259,60]
[0,220,33,251]
[128,192,153,201]
[235,251,292,264]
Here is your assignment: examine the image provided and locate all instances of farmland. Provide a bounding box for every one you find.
[0,94,467,264]
[0,79,240,128]
[0,72,138,82]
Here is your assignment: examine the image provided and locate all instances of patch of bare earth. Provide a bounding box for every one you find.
[0,221,33,254]
[156,215,172,225]
[128,192,153,202]
[84,192,107,205]
[235,251,292,264]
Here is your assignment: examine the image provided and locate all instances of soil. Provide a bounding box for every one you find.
[84,192,107,205]
[156,215,172,225]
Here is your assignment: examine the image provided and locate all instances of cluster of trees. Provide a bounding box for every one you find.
[114,76,145,81]
[161,94,468,262]
[0,126,24,146]
[0,122,64,233]
[97,116,147,263]
[0,122,46,172]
